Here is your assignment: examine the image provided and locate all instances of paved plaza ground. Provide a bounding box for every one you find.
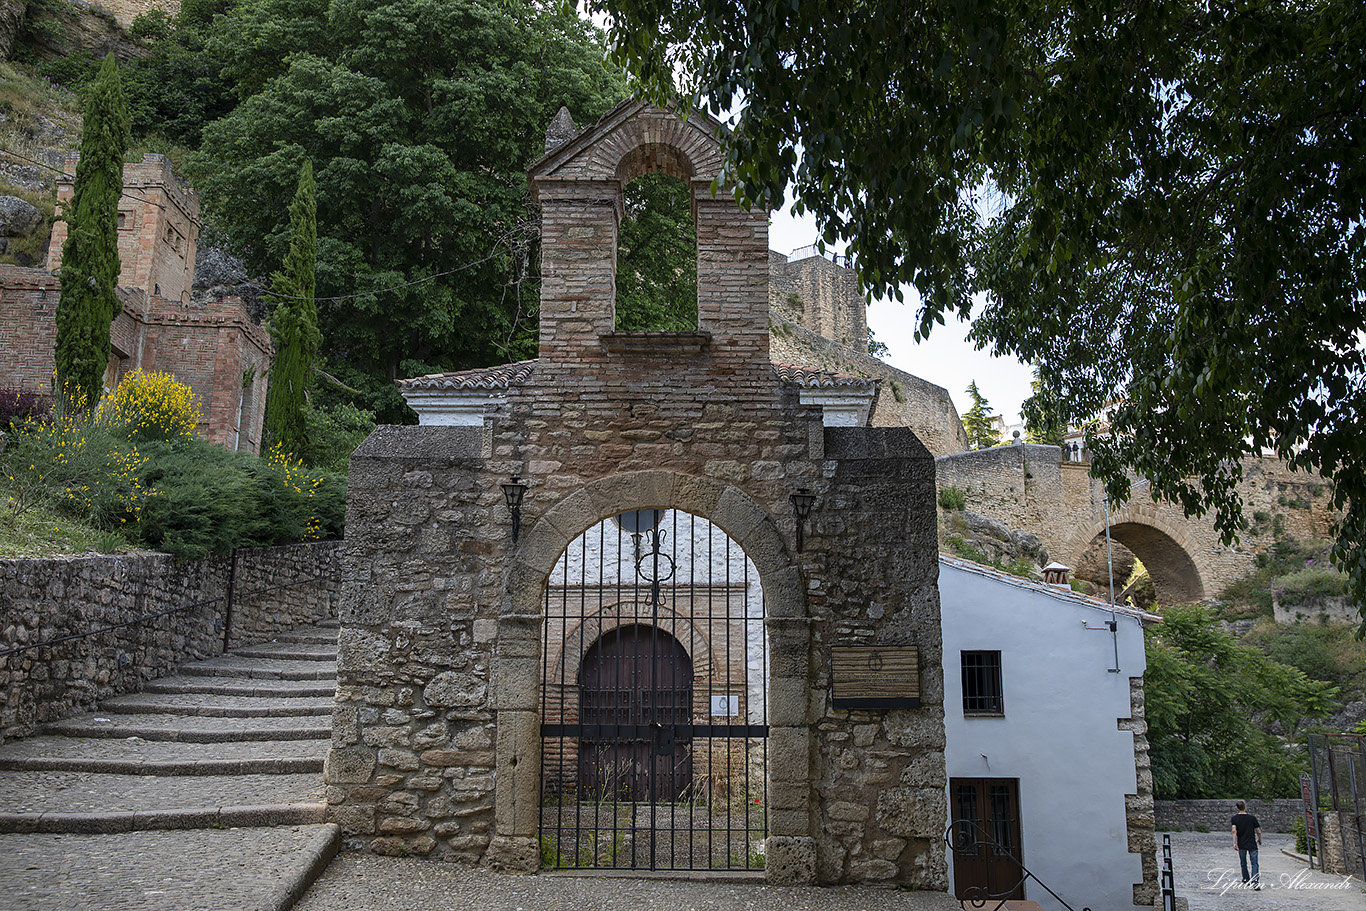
[0,827,1360,910]
[1167,831,1364,911]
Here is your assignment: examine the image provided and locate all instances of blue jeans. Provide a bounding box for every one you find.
[1238,847,1260,884]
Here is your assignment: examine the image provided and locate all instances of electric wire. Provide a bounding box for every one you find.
[1,148,516,304]
[0,147,172,213]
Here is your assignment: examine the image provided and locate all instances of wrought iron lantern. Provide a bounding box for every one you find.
[501,476,528,543]
[790,487,818,552]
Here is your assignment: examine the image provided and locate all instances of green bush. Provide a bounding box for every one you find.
[1,405,344,559]
[1274,566,1348,607]
[1,413,148,528]
[938,485,967,511]
[299,401,375,472]
[133,438,344,559]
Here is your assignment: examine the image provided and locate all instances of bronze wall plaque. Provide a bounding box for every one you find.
[831,645,920,709]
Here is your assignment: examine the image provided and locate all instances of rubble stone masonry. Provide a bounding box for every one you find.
[0,542,340,744]
[327,102,949,888]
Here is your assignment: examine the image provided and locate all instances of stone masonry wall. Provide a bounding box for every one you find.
[768,251,866,352]
[934,445,1068,553]
[1126,677,1159,906]
[1155,799,1305,834]
[328,102,948,887]
[769,314,968,458]
[0,541,339,743]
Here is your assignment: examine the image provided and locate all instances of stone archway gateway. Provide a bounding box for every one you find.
[326,101,949,888]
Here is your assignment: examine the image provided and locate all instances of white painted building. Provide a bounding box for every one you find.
[939,555,1157,911]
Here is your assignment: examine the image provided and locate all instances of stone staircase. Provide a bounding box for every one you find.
[0,621,341,910]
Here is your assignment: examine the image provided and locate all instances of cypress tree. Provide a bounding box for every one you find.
[262,161,319,456]
[54,54,130,413]
[961,381,999,450]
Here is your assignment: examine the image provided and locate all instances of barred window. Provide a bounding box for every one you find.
[961,650,1003,715]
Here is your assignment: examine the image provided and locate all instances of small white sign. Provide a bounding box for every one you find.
[711,694,738,716]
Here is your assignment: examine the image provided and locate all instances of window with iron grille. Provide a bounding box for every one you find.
[961,650,1003,715]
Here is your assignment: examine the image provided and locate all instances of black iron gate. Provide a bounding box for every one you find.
[539,509,768,870]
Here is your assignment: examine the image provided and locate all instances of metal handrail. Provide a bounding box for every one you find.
[1161,834,1177,911]
[945,820,1092,911]
[0,571,331,659]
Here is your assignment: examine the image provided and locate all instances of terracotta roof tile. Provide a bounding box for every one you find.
[771,363,878,391]
[398,359,538,391]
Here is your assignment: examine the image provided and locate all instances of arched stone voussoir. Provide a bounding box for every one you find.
[1061,506,1211,604]
[581,470,679,524]
[512,470,796,610]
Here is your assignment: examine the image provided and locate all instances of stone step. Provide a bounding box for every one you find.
[99,692,333,718]
[272,627,339,645]
[230,643,338,662]
[0,735,327,773]
[44,713,331,743]
[0,769,325,827]
[177,656,337,681]
[316,618,339,629]
[143,676,337,699]
[0,801,326,834]
[0,752,323,776]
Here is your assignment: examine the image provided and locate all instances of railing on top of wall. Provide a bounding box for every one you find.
[787,244,852,268]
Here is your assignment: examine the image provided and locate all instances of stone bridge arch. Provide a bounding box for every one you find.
[1059,505,1210,606]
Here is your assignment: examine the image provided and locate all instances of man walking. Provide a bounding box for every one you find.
[1231,800,1262,889]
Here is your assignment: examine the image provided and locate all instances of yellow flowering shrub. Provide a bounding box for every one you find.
[100,369,202,442]
[2,411,151,527]
[264,443,328,541]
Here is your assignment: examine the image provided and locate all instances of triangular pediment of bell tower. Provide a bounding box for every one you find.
[529,99,727,188]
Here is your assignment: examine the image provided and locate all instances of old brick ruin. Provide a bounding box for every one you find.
[0,154,270,453]
[328,101,949,886]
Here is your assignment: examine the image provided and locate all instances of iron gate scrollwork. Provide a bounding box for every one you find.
[539,509,768,870]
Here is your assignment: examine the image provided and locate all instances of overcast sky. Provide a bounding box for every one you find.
[767,202,1034,425]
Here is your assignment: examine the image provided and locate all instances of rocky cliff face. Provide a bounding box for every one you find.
[0,0,25,61]
[14,0,149,64]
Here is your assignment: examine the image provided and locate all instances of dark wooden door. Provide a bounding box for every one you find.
[578,625,693,801]
[951,778,1025,902]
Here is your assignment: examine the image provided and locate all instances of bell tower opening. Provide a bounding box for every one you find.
[614,172,698,331]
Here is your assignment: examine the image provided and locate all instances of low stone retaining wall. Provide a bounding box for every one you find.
[0,541,341,743]
[1155,799,1304,834]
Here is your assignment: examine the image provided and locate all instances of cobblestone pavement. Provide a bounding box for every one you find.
[1167,831,1364,911]
[295,852,960,911]
[0,825,337,911]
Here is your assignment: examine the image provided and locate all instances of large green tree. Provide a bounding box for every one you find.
[597,0,1366,625]
[191,0,626,415]
[54,54,130,413]
[1145,605,1337,799]
[615,172,698,331]
[263,161,320,455]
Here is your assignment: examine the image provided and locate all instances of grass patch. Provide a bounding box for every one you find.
[0,498,131,556]
[937,485,966,511]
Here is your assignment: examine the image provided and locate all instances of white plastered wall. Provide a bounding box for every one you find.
[939,559,1147,911]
